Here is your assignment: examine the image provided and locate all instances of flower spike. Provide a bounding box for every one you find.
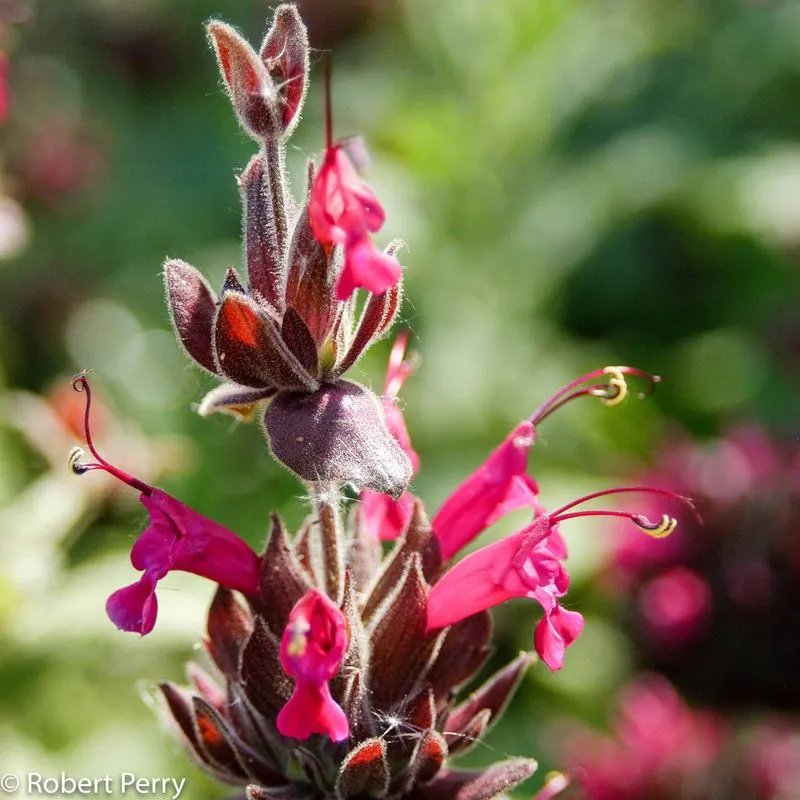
[67,1,693,793]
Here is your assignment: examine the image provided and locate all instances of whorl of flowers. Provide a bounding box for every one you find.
[70,6,682,799]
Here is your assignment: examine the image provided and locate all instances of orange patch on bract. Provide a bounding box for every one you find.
[348,740,384,767]
[197,714,223,746]
[221,296,260,349]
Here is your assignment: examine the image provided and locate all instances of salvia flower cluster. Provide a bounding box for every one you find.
[70,7,682,799]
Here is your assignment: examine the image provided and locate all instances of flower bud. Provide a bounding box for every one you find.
[259,4,309,136]
[207,21,283,140]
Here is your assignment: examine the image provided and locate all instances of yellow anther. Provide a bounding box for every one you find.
[68,447,87,475]
[637,514,677,539]
[543,771,569,791]
[286,618,310,657]
[601,366,628,407]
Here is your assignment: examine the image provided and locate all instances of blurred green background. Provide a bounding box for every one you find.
[2,0,800,796]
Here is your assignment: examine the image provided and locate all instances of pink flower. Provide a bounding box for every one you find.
[277,589,349,742]
[360,332,419,540]
[637,565,712,645]
[428,487,683,670]
[427,513,582,670]
[562,674,726,799]
[309,143,401,301]
[106,490,261,635]
[432,422,539,560]
[359,489,415,543]
[71,375,260,635]
[0,52,8,124]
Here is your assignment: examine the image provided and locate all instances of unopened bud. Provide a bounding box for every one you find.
[259,4,309,136]
[207,21,282,140]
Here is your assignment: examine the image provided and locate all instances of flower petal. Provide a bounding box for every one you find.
[427,532,530,630]
[360,488,415,541]
[134,490,261,597]
[533,601,584,671]
[337,236,402,301]
[432,422,538,560]
[277,680,349,742]
[106,574,158,636]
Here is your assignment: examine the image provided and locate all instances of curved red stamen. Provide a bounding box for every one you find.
[71,372,153,496]
[552,486,697,521]
[553,509,678,539]
[530,367,660,426]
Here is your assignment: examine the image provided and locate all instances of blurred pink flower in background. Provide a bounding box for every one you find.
[604,426,800,710]
[0,51,8,123]
[560,674,727,800]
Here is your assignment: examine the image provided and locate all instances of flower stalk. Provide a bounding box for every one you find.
[68,4,684,798]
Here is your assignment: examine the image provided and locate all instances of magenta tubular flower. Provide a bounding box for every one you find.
[308,84,401,300]
[71,375,260,635]
[277,589,349,742]
[428,487,683,670]
[360,332,419,540]
[427,516,581,671]
[106,489,261,635]
[432,422,539,560]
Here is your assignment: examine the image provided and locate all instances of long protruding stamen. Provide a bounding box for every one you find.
[70,372,153,496]
[530,366,660,426]
[543,485,697,541]
[554,509,678,539]
[552,486,696,520]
